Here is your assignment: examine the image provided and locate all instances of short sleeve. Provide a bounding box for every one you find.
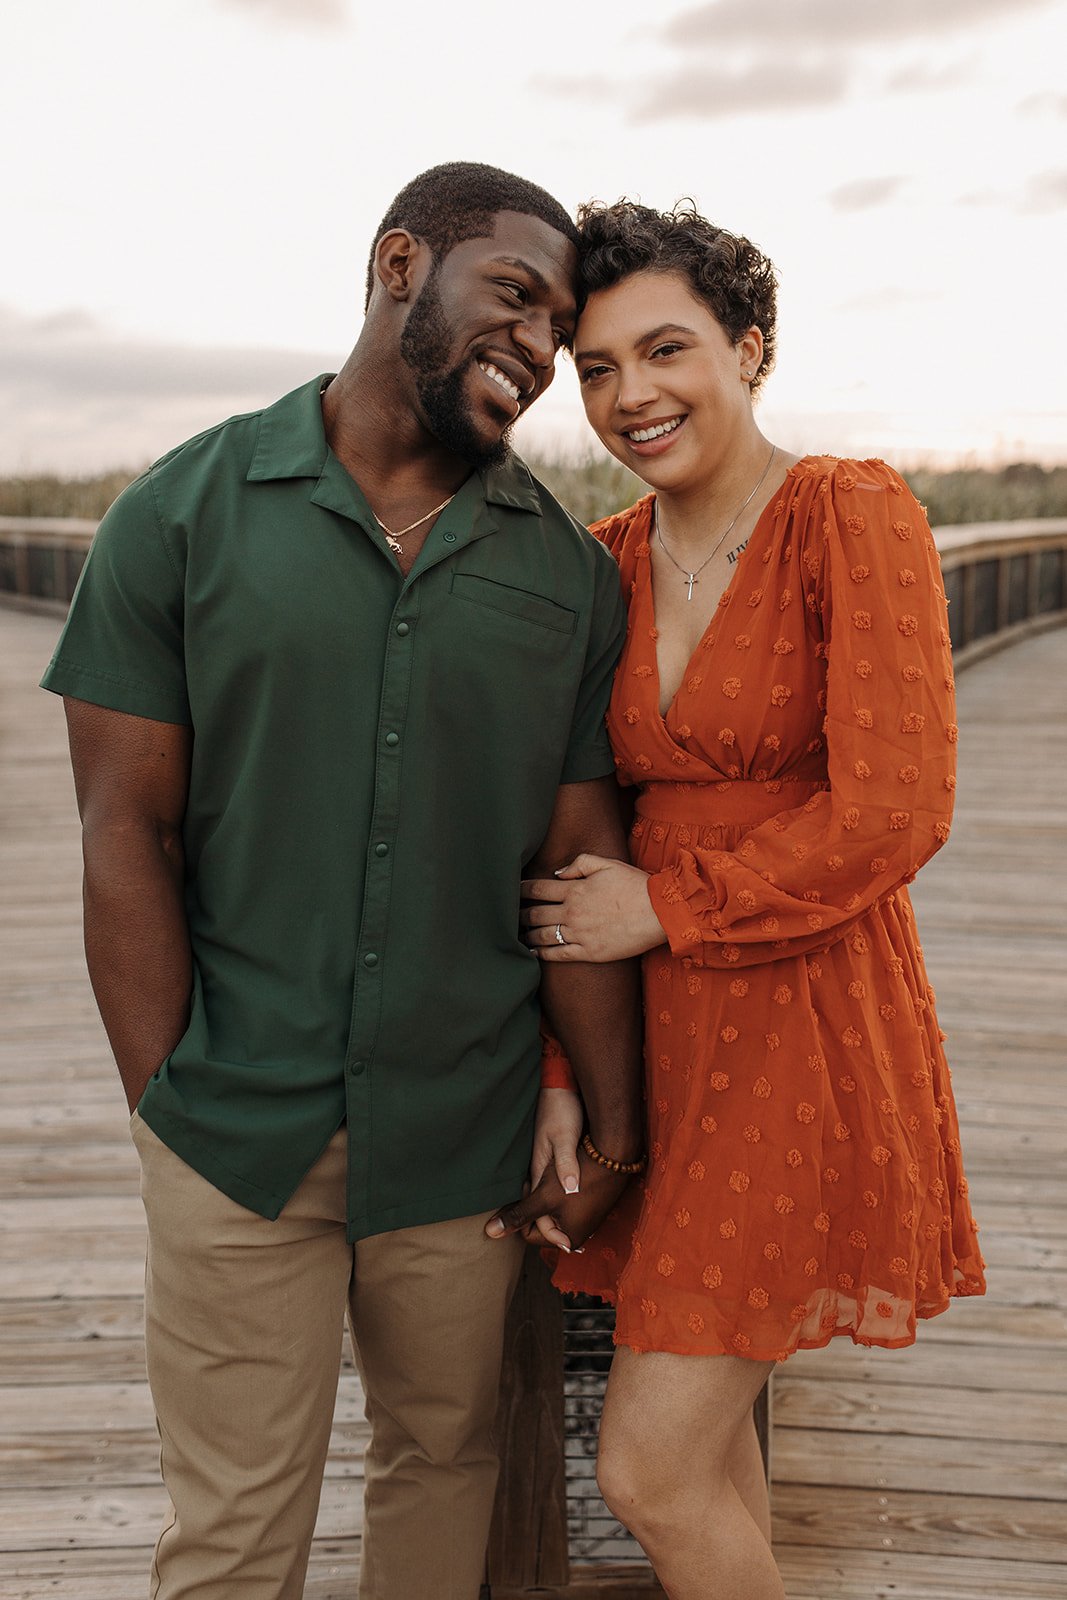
[557,542,627,785]
[40,472,191,724]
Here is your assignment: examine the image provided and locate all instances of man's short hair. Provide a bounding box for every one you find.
[364,162,578,309]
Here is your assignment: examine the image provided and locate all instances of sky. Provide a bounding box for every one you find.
[2,0,1065,475]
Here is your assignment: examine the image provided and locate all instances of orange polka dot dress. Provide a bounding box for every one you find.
[552,458,986,1360]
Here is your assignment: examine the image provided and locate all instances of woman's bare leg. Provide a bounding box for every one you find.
[727,1403,772,1544]
[597,1348,785,1600]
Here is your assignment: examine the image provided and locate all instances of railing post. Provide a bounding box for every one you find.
[487,1252,570,1590]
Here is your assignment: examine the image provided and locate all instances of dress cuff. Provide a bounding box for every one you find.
[540,1028,578,1092]
[645,867,708,959]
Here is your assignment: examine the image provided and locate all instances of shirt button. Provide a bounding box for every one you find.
[385,731,400,747]
[349,1060,366,1076]
[363,952,379,968]
[395,621,410,637]
[443,532,457,543]
[374,842,389,857]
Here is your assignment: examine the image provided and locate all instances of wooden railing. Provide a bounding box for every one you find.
[0,517,97,615]
[4,515,1066,669]
[935,518,1067,668]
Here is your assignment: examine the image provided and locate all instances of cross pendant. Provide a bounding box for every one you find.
[685,572,698,601]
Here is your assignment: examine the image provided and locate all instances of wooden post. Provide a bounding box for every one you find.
[488,1262,772,1597]
[486,1251,570,1589]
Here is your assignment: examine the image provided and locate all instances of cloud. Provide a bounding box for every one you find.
[827,176,905,212]
[218,0,347,26]
[0,306,337,472]
[1018,91,1067,116]
[663,0,1055,49]
[630,56,849,121]
[884,57,977,93]
[957,169,1067,214]
[1017,169,1067,212]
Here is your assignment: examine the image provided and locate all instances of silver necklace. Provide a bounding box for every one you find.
[656,445,777,601]
[376,494,456,555]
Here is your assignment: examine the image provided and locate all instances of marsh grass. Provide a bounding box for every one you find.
[2,460,1064,528]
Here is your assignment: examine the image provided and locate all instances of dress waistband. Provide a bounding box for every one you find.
[635,778,829,827]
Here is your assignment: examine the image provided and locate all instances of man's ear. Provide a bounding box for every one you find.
[372,228,427,304]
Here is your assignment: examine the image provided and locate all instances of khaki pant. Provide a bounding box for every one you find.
[132,1113,524,1600]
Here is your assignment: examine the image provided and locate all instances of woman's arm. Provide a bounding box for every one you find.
[527,464,956,968]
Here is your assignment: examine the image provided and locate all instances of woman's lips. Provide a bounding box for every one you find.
[622,415,688,457]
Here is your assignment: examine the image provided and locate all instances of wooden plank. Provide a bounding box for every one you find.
[783,1337,1063,1395]
[773,1376,1067,1445]
[772,1427,1066,1500]
[774,1547,1067,1600]
[770,1481,1067,1564]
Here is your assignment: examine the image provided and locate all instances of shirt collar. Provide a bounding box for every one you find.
[247,374,544,515]
[247,376,334,482]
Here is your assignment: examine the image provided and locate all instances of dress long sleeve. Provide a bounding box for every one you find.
[647,463,956,968]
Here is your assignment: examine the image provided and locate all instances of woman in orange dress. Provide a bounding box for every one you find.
[523,202,986,1598]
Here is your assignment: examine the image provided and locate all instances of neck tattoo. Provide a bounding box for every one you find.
[656,444,777,600]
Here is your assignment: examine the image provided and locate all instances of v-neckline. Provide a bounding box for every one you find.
[645,461,802,721]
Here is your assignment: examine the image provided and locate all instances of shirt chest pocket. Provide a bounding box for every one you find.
[449,572,578,636]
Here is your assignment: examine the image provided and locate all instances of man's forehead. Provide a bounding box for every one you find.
[454,210,578,285]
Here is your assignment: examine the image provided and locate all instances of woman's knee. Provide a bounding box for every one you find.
[597,1436,718,1539]
[596,1438,645,1527]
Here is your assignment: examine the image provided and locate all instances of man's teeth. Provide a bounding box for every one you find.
[628,418,683,443]
[479,362,521,403]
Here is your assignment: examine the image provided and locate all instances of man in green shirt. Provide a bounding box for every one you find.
[43,163,643,1599]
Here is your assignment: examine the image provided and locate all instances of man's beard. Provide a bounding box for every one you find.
[399,266,514,469]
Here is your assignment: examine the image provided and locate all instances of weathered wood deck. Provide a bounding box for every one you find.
[1,604,1065,1599]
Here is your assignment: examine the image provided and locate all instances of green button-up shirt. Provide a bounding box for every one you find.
[42,376,625,1238]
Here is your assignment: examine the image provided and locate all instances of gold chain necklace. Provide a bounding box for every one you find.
[376,494,456,555]
[656,445,777,601]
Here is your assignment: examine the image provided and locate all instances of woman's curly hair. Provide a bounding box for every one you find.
[576,200,778,395]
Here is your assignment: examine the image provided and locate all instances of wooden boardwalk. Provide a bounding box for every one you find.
[1,604,1065,1599]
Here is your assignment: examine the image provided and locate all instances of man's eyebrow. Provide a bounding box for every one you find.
[490,256,577,320]
[575,322,698,362]
[490,255,551,294]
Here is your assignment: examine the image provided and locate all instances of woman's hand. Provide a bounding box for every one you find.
[521,854,665,963]
[524,1086,584,1250]
[485,1146,633,1252]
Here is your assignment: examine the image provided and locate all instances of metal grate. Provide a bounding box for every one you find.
[561,1293,647,1562]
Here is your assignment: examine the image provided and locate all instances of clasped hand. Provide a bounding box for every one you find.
[520,853,664,963]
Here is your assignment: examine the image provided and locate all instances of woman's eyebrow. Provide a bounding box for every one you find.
[575,322,697,362]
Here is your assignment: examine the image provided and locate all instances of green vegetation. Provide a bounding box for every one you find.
[904,463,1067,527]
[1,460,1065,528]
[0,470,141,520]
[525,452,645,525]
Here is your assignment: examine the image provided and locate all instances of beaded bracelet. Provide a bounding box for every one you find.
[581,1131,647,1175]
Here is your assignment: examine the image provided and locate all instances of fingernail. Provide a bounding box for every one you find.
[573,1247,585,1254]
[559,1243,571,1253]
[553,869,563,876]
[564,1177,579,1194]
[485,1219,503,1237]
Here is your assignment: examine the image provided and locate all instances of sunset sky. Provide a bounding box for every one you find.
[2,0,1065,474]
